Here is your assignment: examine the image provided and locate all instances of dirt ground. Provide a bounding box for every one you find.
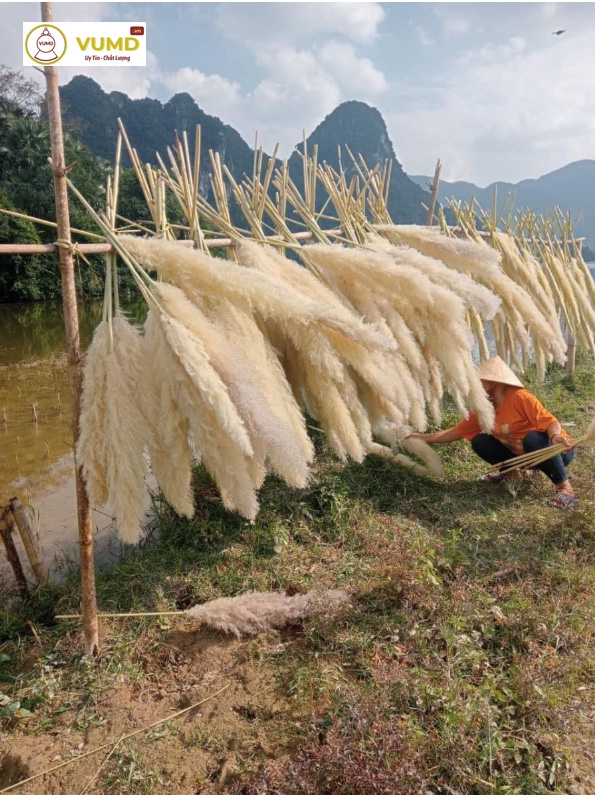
[0,623,301,794]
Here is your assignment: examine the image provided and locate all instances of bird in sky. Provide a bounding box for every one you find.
[552,30,566,35]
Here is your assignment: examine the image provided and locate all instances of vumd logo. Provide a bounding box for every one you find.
[24,24,67,65]
[23,21,146,67]
[76,36,140,52]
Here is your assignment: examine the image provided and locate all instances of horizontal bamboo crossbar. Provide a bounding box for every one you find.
[0,229,328,256]
[0,226,583,257]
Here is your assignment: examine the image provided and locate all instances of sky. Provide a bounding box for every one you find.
[1,1,595,186]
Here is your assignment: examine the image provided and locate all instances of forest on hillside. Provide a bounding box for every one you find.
[0,66,184,302]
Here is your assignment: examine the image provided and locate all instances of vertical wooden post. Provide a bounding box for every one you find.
[426,158,442,226]
[41,2,98,655]
[9,498,48,585]
[0,510,30,600]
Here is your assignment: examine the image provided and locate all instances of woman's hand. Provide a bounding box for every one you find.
[550,432,574,451]
[405,428,462,445]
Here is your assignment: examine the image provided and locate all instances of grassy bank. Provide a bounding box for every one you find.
[2,356,595,794]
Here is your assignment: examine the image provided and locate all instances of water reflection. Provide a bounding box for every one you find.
[0,299,146,579]
[0,299,146,366]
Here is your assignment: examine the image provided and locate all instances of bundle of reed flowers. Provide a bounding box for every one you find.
[231,247,387,461]
[490,232,565,379]
[301,243,495,433]
[104,314,152,543]
[376,224,568,367]
[365,441,444,479]
[78,313,152,544]
[235,240,415,449]
[366,231,501,321]
[495,232,557,321]
[144,292,261,520]
[119,235,408,465]
[78,321,110,507]
[118,235,389,350]
[298,244,432,428]
[186,292,315,488]
[381,432,445,479]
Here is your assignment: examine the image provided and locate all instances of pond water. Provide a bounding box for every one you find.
[0,300,146,583]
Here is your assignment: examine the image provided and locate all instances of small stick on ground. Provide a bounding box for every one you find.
[0,684,231,793]
[77,732,125,795]
[56,610,185,620]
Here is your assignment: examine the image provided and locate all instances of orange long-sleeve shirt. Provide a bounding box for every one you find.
[455,387,567,454]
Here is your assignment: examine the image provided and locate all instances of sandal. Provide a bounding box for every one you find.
[548,492,580,510]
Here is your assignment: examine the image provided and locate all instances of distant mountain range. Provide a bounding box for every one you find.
[60,77,428,228]
[411,161,595,248]
[59,77,593,249]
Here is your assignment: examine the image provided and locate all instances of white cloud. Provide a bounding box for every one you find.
[414,25,434,47]
[155,43,343,155]
[215,2,385,47]
[247,45,342,147]
[440,15,472,38]
[541,4,559,21]
[386,30,595,184]
[160,66,241,112]
[318,40,388,94]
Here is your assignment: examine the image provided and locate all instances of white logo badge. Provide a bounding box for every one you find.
[25,24,67,65]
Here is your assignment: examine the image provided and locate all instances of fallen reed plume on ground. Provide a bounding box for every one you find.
[185,589,351,637]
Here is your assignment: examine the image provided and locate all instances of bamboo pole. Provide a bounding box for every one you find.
[425,158,442,226]
[0,509,30,600]
[41,1,98,656]
[9,498,48,585]
[0,229,322,256]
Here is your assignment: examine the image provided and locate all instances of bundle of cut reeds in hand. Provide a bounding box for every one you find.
[484,416,595,477]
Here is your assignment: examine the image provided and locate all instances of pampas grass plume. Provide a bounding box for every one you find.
[186,589,351,637]
[77,320,110,506]
[146,304,260,520]
[401,437,446,479]
[105,314,151,544]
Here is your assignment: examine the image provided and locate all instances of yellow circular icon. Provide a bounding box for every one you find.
[25,24,67,65]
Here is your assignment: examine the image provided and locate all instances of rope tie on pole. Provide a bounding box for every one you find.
[55,238,92,266]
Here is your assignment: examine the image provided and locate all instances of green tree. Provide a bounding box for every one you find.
[0,67,111,300]
[0,188,59,301]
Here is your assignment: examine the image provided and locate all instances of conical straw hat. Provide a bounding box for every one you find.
[477,355,524,387]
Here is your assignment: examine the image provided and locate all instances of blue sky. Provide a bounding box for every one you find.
[2,2,595,185]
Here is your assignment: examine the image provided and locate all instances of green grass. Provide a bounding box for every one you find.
[2,354,595,793]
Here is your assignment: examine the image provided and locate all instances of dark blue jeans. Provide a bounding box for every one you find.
[471,431,576,485]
